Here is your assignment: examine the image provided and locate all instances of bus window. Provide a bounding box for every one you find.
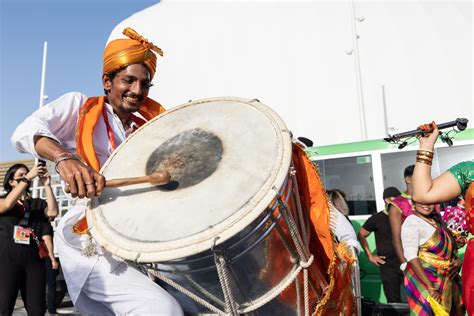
[314,155,376,215]
[436,144,474,173]
[381,150,421,192]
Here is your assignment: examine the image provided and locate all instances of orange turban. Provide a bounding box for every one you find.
[103,27,163,80]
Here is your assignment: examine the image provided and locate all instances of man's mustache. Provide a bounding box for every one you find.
[123,93,144,101]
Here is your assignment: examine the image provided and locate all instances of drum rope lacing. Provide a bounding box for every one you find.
[147,268,225,314]
[214,248,239,314]
[274,184,313,316]
[147,170,315,315]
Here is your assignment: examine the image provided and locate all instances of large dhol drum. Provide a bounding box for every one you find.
[87,97,327,314]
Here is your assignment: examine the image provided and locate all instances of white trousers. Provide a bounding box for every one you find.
[55,201,183,315]
[74,254,183,315]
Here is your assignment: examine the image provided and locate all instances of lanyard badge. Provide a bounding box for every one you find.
[13,225,31,244]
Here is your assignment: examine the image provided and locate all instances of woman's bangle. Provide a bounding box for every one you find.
[417,149,434,158]
[54,152,81,173]
[417,154,433,160]
[416,157,433,166]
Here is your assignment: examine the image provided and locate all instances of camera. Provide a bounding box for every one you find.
[38,159,47,167]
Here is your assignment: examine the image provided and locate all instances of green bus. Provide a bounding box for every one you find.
[306,128,473,304]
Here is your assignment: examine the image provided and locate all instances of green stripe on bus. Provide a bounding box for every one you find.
[305,128,473,157]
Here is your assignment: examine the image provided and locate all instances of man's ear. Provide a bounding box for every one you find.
[405,176,412,185]
[102,73,112,93]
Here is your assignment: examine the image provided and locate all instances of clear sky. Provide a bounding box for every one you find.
[0,0,160,162]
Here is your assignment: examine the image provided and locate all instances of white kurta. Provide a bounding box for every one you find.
[11,92,183,314]
[12,92,125,301]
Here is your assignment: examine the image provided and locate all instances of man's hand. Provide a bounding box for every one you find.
[57,159,105,198]
[368,254,386,266]
[51,259,59,270]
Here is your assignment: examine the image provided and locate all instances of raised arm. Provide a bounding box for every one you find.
[38,171,58,219]
[412,126,461,204]
[0,165,42,213]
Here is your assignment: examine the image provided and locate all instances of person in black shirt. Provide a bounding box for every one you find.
[0,163,58,315]
[358,187,403,303]
[41,216,59,314]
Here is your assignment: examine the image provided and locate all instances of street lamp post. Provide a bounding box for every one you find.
[350,0,368,141]
[32,41,48,198]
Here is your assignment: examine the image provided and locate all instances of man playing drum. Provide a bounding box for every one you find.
[11,28,183,314]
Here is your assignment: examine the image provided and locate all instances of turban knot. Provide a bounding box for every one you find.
[103,27,163,80]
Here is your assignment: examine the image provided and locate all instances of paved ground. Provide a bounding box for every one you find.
[13,294,80,315]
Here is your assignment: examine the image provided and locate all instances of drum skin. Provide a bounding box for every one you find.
[87,97,292,262]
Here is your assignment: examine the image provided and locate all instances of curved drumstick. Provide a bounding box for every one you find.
[64,171,171,193]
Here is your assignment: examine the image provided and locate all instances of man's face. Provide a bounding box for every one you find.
[103,63,152,115]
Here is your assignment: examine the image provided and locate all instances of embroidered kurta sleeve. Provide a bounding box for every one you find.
[401,216,421,262]
[448,161,474,198]
[11,92,87,158]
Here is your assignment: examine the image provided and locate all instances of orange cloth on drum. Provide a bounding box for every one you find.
[262,145,354,314]
[103,27,163,80]
[314,242,356,316]
[291,144,356,315]
[291,144,333,270]
[73,96,165,235]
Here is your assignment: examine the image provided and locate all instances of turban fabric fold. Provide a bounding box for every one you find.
[103,27,163,80]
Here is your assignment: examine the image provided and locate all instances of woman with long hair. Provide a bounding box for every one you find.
[401,201,463,315]
[0,162,58,315]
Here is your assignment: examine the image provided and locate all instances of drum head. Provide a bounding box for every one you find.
[87,97,292,262]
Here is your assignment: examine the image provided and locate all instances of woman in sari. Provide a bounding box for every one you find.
[401,202,463,315]
[412,123,473,315]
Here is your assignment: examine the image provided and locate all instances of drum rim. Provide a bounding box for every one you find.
[87,96,292,263]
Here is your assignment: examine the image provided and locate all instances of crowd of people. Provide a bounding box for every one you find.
[1,25,471,315]
[325,142,471,316]
[347,129,471,316]
[0,162,59,315]
[326,159,473,315]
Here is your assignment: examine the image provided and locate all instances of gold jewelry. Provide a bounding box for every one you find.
[416,158,432,166]
[417,149,434,158]
[417,153,433,159]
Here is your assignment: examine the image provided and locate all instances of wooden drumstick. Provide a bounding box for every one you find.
[64,171,171,193]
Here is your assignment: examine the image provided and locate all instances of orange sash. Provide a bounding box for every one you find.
[73,96,165,234]
[75,96,165,171]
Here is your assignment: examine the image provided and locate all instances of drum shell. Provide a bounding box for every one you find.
[151,176,325,314]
